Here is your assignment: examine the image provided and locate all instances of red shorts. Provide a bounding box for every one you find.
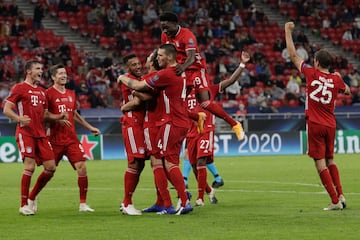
[206,154,214,164]
[157,124,188,164]
[187,131,214,165]
[122,124,146,163]
[144,126,161,159]
[307,121,335,160]
[51,140,85,170]
[16,134,54,166]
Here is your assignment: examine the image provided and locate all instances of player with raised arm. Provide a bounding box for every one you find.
[184,51,251,206]
[46,64,100,212]
[285,22,350,210]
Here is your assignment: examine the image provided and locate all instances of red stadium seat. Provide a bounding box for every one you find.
[69,17,79,31]
[99,37,110,49]
[288,99,299,107]
[271,99,283,108]
[58,11,68,24]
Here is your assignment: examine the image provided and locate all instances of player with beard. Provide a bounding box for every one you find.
[118,54,148,215]
[118,44,193,215]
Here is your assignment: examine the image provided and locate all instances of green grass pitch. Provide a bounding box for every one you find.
[1,154,360,240]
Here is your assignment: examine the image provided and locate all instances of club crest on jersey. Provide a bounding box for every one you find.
[149,75,160,85]
[188,38,195,47]
[138,147,145,154]
[25,147,32,153]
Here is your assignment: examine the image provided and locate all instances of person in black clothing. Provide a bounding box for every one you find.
[117,34,132,51]
[102,52,115,83]
[8,0,18,17]
[89,88,107,108]
[33,3,45,30]
[11,18,26,36]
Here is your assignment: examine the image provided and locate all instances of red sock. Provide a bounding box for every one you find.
[168,165,187,207]
[196,164,207,201]
[21,169,34,207]
[153,164,171,207]
[29,169,55,200]
[328,164,343,196]
[155,188,163,206]
[319,169,338,204]
[78,175,88,204]
[205,183,212,194]
[200,100,237,127]
[123,167,140,206]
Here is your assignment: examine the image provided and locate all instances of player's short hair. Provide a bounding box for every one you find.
[150,49,161,71]
[314,49,333,69]
[24,59,42,72]
[159,43,177,59]
[159,12,178,23]
[49,64,65,77]
[123,53,137,65]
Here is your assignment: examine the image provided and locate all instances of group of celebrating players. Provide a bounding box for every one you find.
[117,12,249,215]
[3,10,349,216]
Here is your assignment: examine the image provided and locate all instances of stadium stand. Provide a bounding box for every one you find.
[0,0,358,114]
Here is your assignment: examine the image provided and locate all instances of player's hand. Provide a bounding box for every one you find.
[90,127,101,136]
[285,22,295,32]
[120,105,129,112]
[117,75,125,84]
[241,51,251,63]
[175,64,185,75]
[19,115,31,125]
[59,119,71,127]
[61,112,69,120]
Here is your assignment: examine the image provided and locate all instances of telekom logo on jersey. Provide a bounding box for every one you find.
[58,104,67,113]
[31,95,39,106]
[188,99,197,109]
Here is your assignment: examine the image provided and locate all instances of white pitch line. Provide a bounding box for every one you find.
[42,187,360,196]
[226,180,321,187]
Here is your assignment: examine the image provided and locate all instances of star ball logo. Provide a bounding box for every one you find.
[79,135,101,160]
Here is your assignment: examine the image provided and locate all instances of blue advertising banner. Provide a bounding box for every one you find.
[101,131,302,160]
[213,132,302,156]
[102,135,127,160]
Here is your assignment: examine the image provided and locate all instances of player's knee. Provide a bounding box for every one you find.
[75,162,87,175]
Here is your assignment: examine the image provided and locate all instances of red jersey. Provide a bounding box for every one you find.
[120,73,145,125]
[186,89,215,137]
[161,27,205,70]
[6,82,47,138]
[46,86,77,145]
[208,84,222,100]
[144,66,189,128]
[142,72,162,128]
[301,63,346,128]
